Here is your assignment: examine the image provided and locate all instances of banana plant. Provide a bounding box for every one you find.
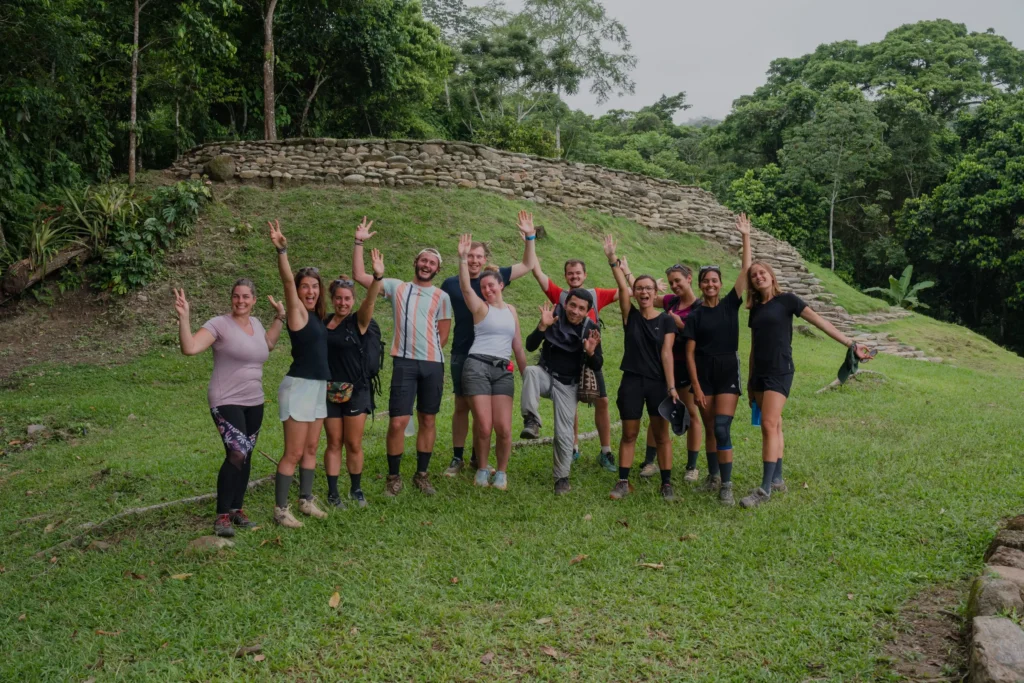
[865,265,934,310]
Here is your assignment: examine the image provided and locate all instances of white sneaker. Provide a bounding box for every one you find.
[684,468,700,482]
[639,462,659,478]
[274,506,303,528]
[492,471,508,490]
[474,469,490,487]
[298,497,327,519]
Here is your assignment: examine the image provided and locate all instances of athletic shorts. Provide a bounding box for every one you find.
[450,353,468,397]
[326,386,373,419]
[695,353,742,397]
[278,376,328,422]
[616,371,669,421]
[752,373,794,399]
[462,355,514,397]
[389,357,445,417]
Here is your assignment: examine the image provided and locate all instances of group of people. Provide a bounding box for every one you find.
[174,211,871,536]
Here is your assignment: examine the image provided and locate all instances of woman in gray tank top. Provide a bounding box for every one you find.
[457,233,527,490]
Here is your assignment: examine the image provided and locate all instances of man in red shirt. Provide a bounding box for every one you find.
[523,256,619,472]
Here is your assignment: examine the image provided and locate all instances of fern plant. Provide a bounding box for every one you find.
[865,265,934,310]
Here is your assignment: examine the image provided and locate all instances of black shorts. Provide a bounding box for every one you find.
[616,371,668,421]
[450,353,468,397]
[695,353,742,396]
[389,357,445,417]
[326,386,373,419]
[752,373,794,399]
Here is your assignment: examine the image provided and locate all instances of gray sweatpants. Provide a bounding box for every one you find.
[521,365,579,480]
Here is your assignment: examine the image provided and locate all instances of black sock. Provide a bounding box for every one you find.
[761,461,774,496]
[350,472,362,493]
[299,467,315,499]
[643,445,657,466]
[719,461,733,484]
[274,472,291,508]
[618,466,631,481]
[772,458,783,483]
[453,446,464,462]
[660,469,672,485]
[417,450,432,474]
[327,475,339,498]
[686,450,699,471]
[706,451,720,477]
[387,454,402,477]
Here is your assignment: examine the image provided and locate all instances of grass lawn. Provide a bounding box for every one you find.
[2,185,1023,681]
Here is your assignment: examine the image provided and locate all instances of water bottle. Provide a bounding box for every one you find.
[751,399,762,427]
[405,418,416,437]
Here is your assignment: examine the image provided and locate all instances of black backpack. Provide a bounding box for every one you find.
[345,318,385,404]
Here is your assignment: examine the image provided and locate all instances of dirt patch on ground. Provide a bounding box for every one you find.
[882,582,968,681]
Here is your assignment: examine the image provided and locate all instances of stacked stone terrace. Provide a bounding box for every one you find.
[172,138,925,358]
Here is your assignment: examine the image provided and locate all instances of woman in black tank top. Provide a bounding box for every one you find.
[268,220,330,528]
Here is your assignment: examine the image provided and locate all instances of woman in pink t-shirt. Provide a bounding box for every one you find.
[174,279,286,538]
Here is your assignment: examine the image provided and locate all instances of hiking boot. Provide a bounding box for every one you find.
[771,479,788,494]
[598,451,617,473]
[327,494,347,509]
[718,482,735,506]
[660,483,675,502]
[697,474,722,493]
[519,415,541,439]
[554,477,571,495]
[473,469,490,487]
[639,461,659,478]
[229,509,256,529]
[214,513,236,537]
[684,467,700,482]
[413,472,436,496]
[350,489,368,508]
[298,496,328,519]
[740,487,771,509]
[492,471,508,491]
[609,479,633,500]
[273,506,303,528]
[443,457,464,478]
[385,474,403,497]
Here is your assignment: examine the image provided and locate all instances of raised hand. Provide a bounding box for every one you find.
[458,233,473,260]
[355,216,376,242]
[620,255,630,274]
[736,212,751,236]
[173,288,190,318]
[603,234,617,260]
[517,210,535,238]
[371,248,385,278]
[583,328,600,355]
[268,219,287,250]
[538,302,556,330]
[656,277,668,294]
[267,295,285,318]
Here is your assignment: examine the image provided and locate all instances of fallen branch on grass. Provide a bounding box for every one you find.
[815,370,886,394]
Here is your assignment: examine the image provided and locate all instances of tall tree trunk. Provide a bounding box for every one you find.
[174,99,180,158]
[554,85,562,157]
[262,0,279,141]
[128,0,143,185]
[828,184,838,271]
[299,71,327,135]
[444,78,451,111]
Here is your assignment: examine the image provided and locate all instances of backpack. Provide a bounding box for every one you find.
[345,318,385,406]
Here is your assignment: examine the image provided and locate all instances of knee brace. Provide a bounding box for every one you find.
[713,415,734,451]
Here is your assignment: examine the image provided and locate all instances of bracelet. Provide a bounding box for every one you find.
[274,314,286,322]
[609,259,620,268]
[355,240,364,246]
[276,247,287,255]
[373,274,383,281]
[526,235,536,241]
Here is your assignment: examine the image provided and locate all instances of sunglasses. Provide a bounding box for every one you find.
[666,263,691,274]
[332,278,355,288]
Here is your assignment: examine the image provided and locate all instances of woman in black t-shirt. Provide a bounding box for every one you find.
[321,247,385,510]
[603,235,679,501]
[741,260,871,509]
[681,214,752,506]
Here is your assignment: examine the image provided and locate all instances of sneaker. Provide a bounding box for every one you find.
[214,513,236,537]
[492,471,508,491]
[697,474,722,493]
[349,489,368,508]
[413,472,436,496]
[719,482,735,506]
[298,496,328,519]
[385,474,403,497]
[740,487,771,509]
[229,509,256,529]
[771,479,788,494]
[273,505,303,528]
[598,451,617,473]
[609,480,633,500]
[660,483,675,502]
[684,468,700,482]
[639,461,659,478]
[443,457,464,478]
[554,477,571,495]
[474,469,490,487]
[519,415,541,439]
[326,494,347,509]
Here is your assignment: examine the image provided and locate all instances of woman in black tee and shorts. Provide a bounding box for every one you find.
[322,246,385,509]
[740,260,872,509]
[681,214,752,506]
[603,235,679,501]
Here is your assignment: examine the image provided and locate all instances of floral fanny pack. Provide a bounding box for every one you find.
[327,381,354,404]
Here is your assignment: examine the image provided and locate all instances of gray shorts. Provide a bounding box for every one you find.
[462,355,514,397]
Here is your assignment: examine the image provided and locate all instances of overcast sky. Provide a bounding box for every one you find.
[470,0,1024,121]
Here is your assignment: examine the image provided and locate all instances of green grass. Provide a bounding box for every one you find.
[2,184,1023,681]
[803,262,891,315]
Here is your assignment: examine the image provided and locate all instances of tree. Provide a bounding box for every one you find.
[780,87,890,271]
[259,0,278,140]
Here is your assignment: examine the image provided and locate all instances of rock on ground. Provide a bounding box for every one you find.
[203,155,235,181]
[969,576,1024,618]
[187,535,234,553]
[990,547,1024,571]
[987,530,1024,561]
[971,616,1024,683]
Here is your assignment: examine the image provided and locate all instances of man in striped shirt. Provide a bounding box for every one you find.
[354,219,452,497]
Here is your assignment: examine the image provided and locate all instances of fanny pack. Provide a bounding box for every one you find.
[469,354,514,372]
[327,381,354,404]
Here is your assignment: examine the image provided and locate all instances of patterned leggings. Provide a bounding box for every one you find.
[211,404,264,514]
